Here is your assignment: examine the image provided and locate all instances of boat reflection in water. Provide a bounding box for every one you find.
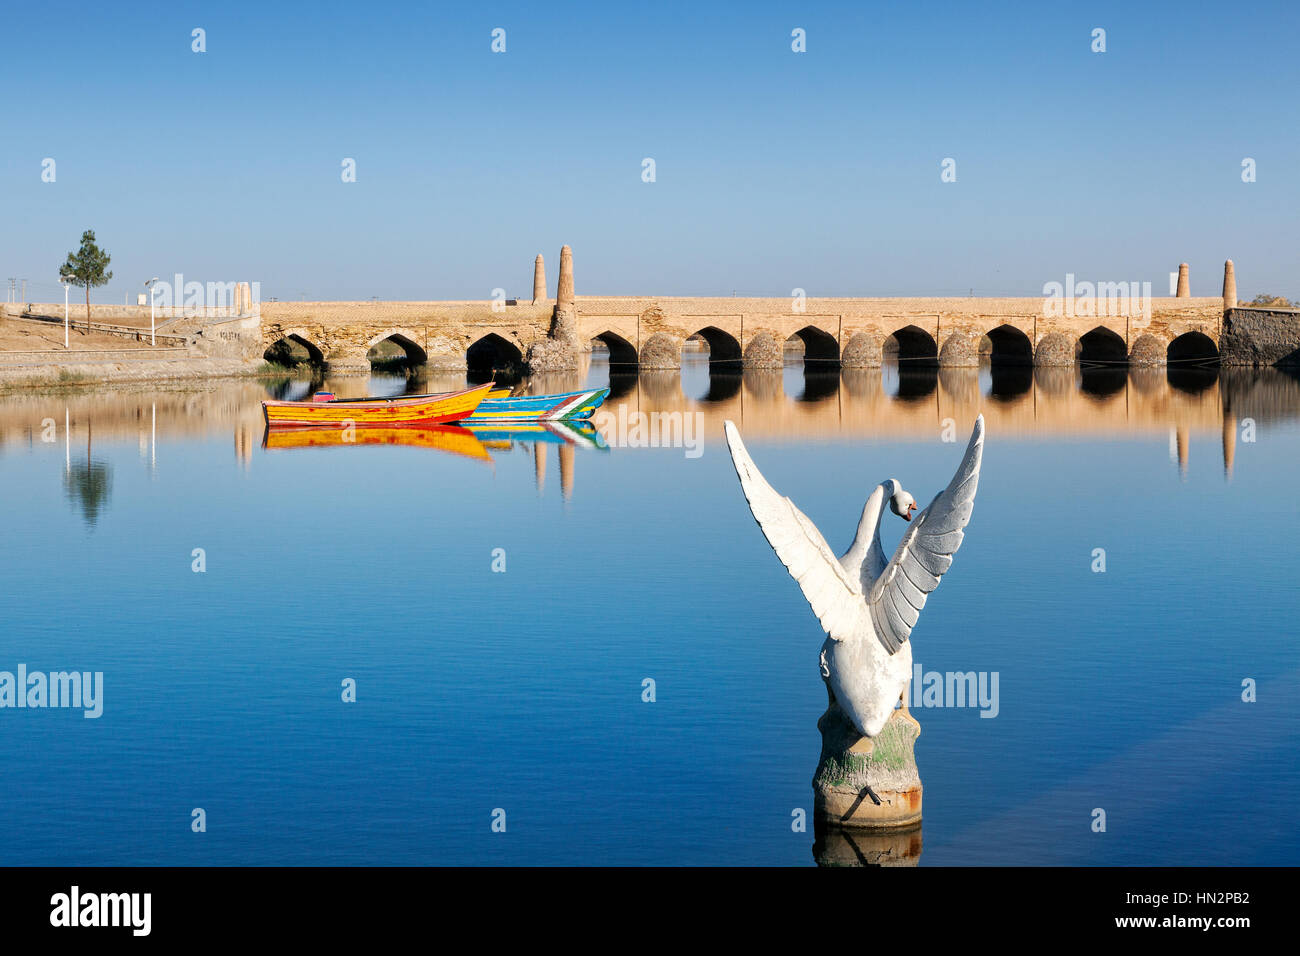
[262,423,495,462]
[463,419,608,450]
[261,419,608,497]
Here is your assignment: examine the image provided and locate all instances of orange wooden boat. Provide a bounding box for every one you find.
[261,382,493,428]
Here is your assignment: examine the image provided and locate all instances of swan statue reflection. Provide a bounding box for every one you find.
[724,416,985,756]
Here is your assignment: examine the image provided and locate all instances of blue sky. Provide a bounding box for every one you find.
[2,0,1296,302]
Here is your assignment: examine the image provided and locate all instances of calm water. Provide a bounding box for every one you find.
[1,352,1298,866]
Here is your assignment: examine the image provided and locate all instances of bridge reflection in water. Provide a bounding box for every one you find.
[585,353,1298,482]
[0,359,1294,523]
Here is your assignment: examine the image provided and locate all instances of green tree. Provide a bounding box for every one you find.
[60,229,113,331]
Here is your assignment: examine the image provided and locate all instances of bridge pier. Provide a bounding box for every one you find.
[638,332,683,369]
[842,332,884,368]
[1033,333,1076,367]
[937,331,983,367]
[325,354,372,376]
[424,335,468,370]
[1129,334,1167,367]
[742,333,782,369]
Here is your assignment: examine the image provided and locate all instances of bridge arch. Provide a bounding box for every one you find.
[366,330,428,367]
[781,327,840,401]
[1167,330,1219,395]
[986,325,1034,366]
[264,331,325,366]
[1077,326,1128,365]
[885,325,938,367]
[1076,326,1128,396]
[690,326,742,364]
[590,330,638,366]
[467,332,524,376]
[976,324,1034,399]
[786,325,840,365]
[1168,330,1219,364]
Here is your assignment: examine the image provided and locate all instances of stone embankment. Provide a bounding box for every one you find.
[1220,308,1300,367]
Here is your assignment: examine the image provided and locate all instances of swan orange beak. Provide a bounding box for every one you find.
[903,503,916,521]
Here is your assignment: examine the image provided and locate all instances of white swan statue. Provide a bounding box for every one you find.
[723,416,985,755]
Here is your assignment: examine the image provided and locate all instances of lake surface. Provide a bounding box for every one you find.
[1,351,1297,866]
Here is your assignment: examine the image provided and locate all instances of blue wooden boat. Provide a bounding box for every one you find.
[464,387,609,423]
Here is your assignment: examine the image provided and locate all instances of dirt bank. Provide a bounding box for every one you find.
[0,356,269,391]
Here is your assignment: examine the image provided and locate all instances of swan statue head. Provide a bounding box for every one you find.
[886,479,918,522]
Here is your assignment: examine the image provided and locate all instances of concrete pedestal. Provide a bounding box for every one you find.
[813,705,922,830]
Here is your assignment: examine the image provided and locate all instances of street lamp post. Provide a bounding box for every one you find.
[59,274,73,348]
[144,277,160,346]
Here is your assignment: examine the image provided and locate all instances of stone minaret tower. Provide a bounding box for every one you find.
[532,255,547,305]
[556,245,575,309]
[1223,260,1237,309]
[524,244,580,371]
[1176,263,1190,297]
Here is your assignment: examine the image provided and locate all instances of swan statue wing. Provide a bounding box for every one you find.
[724,421,865,643]
[869,415,985,654]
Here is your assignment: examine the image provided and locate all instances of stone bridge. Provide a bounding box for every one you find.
[575,293,1226,370]
[261,300,555,374]
[257,251,1258,374]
